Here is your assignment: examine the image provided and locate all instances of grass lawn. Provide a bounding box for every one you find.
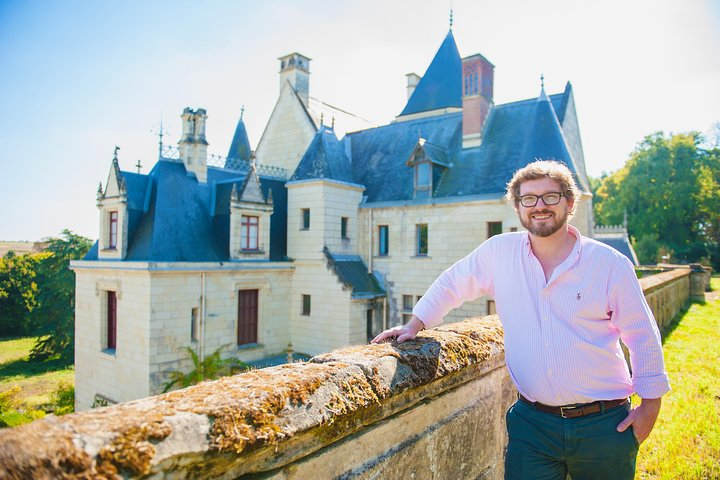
[0,336,73,408]
[635,277,720,479]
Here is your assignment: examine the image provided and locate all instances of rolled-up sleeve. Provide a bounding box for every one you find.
[608,258,671,399]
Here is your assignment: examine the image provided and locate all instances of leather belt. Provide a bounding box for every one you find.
[519,394,628,419]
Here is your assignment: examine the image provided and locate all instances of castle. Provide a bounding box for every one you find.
[71,29,608,410]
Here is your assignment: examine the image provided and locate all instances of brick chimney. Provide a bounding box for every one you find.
[279,53,311,106]
[178,107,208,183]
[462,54,494,149]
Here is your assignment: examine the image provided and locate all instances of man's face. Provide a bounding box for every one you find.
[517,178,573,238]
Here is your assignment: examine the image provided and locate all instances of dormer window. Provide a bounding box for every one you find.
[108,211,118,249]
[407,139,450,199]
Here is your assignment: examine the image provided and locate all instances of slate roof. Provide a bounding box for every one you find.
[226,116,252,165]
[324,249,386,299]
[290,126,356,184]
[346,86,590,203]
[399,30,462,116]
[85,160,288,262]
[595,236,639,265]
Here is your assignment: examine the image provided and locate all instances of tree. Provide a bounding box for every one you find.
[29,230,92,364]
[594,131,720,268]
[0,252,47,336]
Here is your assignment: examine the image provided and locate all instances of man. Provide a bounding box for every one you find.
[372,160,669,479]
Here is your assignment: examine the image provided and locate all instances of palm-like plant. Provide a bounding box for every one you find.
[163,345,250,392]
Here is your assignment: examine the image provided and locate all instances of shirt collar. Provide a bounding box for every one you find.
[523,224,584,259]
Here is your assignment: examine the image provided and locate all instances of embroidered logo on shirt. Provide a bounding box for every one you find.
[576,292,581,300]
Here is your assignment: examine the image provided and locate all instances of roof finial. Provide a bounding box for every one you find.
[449,3,454,29]
[320,112,324,127]
[540,73,545,90]
[240,105,245,121]
[152,114,165,160]
[331,116,335,129]
[135,159,143,173]
[113,145,120,162]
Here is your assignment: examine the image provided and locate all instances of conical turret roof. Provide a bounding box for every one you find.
[399,30,462,116]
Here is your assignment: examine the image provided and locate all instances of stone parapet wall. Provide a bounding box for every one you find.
[0,318,511,479]
[639,267,690,333]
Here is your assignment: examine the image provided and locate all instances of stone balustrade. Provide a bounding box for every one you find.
[0,267,709,479]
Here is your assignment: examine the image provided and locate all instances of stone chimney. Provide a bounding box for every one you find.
[461,54,494,149]
[178,107,208,183]
[279,53,311,106]
[406,73,421,99]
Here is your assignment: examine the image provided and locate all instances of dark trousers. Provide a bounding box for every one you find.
[504,399,638,480]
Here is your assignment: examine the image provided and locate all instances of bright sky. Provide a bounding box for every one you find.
[1,0,718,242]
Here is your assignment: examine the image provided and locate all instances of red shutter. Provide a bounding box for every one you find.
[237,289,258,345]
[107,291,117,349]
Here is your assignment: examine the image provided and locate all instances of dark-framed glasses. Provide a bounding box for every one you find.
[519,192,564,208]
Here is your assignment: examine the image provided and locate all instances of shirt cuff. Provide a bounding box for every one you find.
[633,373,671,399]
[412,303,443,329]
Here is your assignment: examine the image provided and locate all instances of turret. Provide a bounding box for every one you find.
[278,53,311,106]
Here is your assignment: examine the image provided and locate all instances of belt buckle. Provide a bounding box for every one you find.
[559,405,578,418]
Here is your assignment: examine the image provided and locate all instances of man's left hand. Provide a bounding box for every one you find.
[616,397,662,444]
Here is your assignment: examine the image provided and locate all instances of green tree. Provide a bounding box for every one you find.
[593,131,720,268]
[29,230,92,364]
[0,252,47,336]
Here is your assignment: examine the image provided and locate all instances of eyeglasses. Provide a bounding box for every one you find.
[518,192,564,208]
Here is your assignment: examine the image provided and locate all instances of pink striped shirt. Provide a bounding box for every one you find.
[413,226,670,406]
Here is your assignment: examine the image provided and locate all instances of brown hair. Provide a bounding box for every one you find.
[506,160,582,213]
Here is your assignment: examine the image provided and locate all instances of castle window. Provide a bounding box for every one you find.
[487,300,497,315]
[378,225,389,256]
[403,295,414,310]
[237,289,258,345]
[190,307,199,342]
[106,291,117,350]
[241,215,259,251]
[402,294,414,324]
[341,217,349,240]
[487,221,502,238]
[301,209,310,230]
[108,211,118,249]
[416,163,430,187]
[301,294,311,316]
[416,224,428,256]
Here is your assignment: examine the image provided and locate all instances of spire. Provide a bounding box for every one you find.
[226,107,252,168]
[399,30,462,116]
[538,74,548,101]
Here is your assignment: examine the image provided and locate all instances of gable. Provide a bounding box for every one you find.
[254,81,317,174]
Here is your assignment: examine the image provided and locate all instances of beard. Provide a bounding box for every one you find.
[520,208,568,238]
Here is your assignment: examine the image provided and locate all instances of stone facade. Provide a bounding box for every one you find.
[73,263,294,409]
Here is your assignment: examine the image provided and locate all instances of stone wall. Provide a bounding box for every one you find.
[73,263,294,410]
[638,267,690,333]
[0,267,704,479]
[0,318,512,480]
